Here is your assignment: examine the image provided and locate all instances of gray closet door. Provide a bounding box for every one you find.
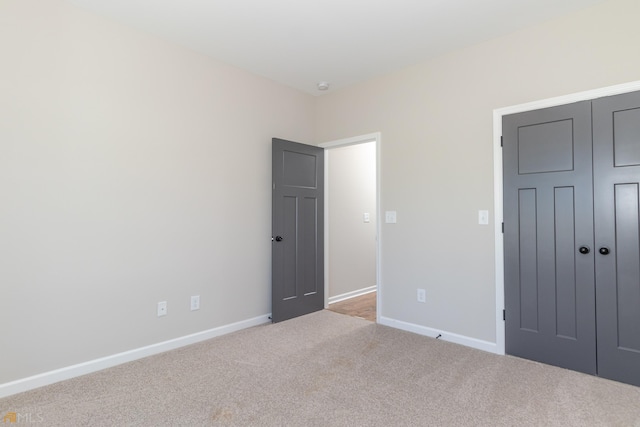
[503,101,597,375]
[271,138,324,323]
[593,91,640,387]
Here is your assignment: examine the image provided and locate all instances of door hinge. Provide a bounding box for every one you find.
[273,182,275,190]
[500,136,503,147]
[503,309,506,321]
[501,222,504,233]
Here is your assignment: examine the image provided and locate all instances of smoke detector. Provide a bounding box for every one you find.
[317,81,330,91]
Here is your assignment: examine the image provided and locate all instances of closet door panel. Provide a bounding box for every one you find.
[593,90,640,387]
[503,101,597,375]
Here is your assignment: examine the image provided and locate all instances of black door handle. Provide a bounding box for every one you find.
[599,247,610,255]
[578,246,590,254]
[275,236,284,242]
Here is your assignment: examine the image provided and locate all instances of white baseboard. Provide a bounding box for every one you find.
[328,286,376,305]
[0,314,272,399]
[378,316,498,354]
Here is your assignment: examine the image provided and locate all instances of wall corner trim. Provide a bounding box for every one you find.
[378,316,498,354]
[0,314,272,399]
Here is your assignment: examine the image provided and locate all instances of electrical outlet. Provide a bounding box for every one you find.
[191,295,200,311]
[417,289,426,303]
[157,301,167,317]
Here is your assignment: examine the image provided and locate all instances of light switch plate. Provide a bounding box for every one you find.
[478,210,489,225]
[363,212,370,223]
[385,211,397,224]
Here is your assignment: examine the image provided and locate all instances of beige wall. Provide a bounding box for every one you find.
[327,142,377,299]
[316,0,640,343]
[0,0,315,384]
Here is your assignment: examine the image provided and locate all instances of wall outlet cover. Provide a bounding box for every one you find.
[417,289,426,303]
[190,295,200,311]
[157,301,167,317]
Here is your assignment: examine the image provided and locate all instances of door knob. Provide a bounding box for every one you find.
[275,236,284,242]
[599,247,610,255]
[578,246,590,254]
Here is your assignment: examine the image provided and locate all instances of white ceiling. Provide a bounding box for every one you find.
[67,0,605,95]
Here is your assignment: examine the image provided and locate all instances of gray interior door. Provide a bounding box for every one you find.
[271,138,324,323]
[503,101,597,375]
[593,91,640,387]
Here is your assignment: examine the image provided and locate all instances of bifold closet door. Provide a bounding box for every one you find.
[593,91,640,387]
[503,101,597,375]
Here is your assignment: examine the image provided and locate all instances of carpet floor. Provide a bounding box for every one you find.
[2,310,639,426]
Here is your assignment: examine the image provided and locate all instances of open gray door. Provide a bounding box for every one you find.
[272,138,324,323]
[503,101,597,375]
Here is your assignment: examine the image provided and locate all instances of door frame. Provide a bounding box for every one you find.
[493,80,640,355]
[319,132,382,322]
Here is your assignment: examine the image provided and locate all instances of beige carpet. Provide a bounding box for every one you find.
[2,310,639,426]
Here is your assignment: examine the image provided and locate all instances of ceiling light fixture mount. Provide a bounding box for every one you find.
[317,81,330,91]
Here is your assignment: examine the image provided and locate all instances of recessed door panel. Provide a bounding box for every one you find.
[301,196,318,296]
[518,188,539,332]
[518,119,575,174]
[283,150,318,188]
[282,195,298,300]
[613,107,640,167]
[554,186,578,340]
[614,184,640,352]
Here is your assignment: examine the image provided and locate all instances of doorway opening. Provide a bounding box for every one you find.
[319,133,381,322]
